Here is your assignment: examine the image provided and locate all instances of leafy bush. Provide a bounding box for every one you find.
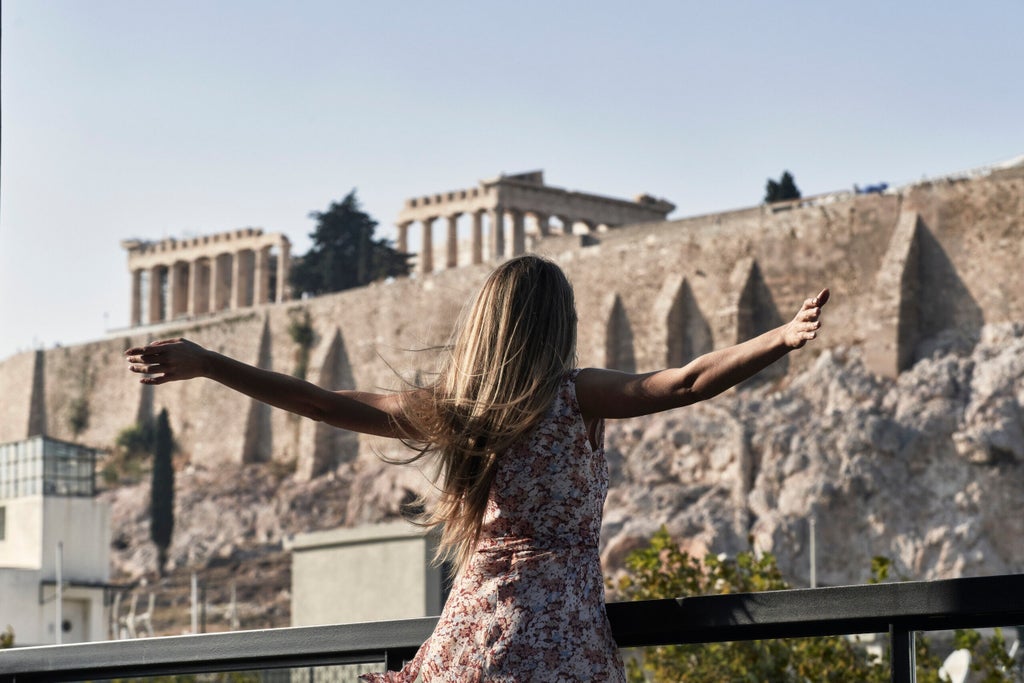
[68,396,90,436]
[610,527,1021,682]
[288,310,315,380]
[103,421,159,485]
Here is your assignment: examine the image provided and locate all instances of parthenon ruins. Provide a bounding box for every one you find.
[122,228,291,327]
[396,171,675,273]
[122,171,673,327]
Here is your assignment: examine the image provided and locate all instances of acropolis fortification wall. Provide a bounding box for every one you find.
[1,167,1021,481]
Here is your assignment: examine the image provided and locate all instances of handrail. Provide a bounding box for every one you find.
[3,574,1023,683]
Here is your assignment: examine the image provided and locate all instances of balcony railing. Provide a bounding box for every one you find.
[3,574,1023,682]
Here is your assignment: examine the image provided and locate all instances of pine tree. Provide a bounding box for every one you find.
[764,171,802,203]
[150,408,175,577]
[289,190,411,297]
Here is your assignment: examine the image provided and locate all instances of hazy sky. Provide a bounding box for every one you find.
[2,0,1022,361]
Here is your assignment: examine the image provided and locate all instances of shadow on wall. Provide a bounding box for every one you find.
[651,273,714,369]
[911,226,984,362]
[605,293,636,373]
[242,318,274,464]
[736,261,786,385]
[866,211,985,377]
[667,278,713,367]
[312,328,359,476]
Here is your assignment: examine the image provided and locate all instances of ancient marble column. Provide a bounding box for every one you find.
[254,246,271,305]
[232,249,253,308]
[210,254,229,313]
[420,217,434,274]
[130,269,142,327]
[189,258,208,316]
[445,214,459,269]
[396,221,411,255]
[147,265,164,324]
[276,239,291,303]
[168,262,189,319]
[491,208,505,260]
[187,259,200,316]
[510,209,525,257]
[471,211,484,265]
[533,212,551,236]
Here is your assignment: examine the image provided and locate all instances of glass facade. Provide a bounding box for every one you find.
[0,436,97,499]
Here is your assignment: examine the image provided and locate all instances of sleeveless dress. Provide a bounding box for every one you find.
[361,371,626,682]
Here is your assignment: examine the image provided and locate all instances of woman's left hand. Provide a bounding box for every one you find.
[124,338,210,384]
[783,288,830,349]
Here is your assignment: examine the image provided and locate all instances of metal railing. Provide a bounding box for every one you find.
[3,573,1023,682]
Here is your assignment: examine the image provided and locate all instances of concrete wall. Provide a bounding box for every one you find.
[0,494,111,645]
[0,173,1020,476]
[0,497,43,569]
[288,521,442,626]
[0,568,106,645]
[0,496,110,579]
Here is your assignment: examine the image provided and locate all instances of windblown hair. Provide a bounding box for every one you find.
[401,255,578,574]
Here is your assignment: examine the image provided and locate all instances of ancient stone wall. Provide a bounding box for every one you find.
[1,173,1021,479]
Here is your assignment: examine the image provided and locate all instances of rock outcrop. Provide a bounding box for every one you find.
[104,323,1024,629]
[601,321,1024,586]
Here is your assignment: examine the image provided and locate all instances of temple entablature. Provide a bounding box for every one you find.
[122,228,291,328]
[396,171,675,273]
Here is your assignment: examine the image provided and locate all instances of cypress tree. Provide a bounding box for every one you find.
[151,408,175,576]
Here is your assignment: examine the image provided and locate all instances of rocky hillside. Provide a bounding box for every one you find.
[103,322,1024,633]
[601,321,1024,586]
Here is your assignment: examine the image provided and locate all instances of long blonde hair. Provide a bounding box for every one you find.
[401,255,578,573]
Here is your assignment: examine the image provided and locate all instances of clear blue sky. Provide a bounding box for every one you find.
[2,0,1022,360]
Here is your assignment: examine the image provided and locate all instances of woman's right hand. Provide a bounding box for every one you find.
[124,338,210,385]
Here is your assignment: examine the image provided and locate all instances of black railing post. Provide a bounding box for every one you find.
[889,624,916,683]
[384,648,406,672]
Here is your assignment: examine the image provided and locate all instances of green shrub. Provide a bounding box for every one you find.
[610,527,1019,682]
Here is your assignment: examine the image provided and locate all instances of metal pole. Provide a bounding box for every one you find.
[230,580,239,630]
[190,572,198,634]
[890,624,916,683]
[809,516,817,589]
[55,542,63,645]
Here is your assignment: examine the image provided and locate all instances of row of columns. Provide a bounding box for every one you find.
[130,244,290,326]
[397,209,596,275]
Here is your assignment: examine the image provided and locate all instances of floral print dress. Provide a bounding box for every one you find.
[362,371,626,682]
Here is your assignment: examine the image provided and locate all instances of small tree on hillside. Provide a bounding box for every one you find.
[765,171,801,203]
[289,190,411,297]
[150,408,175,576]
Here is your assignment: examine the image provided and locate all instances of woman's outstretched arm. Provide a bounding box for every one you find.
[124,338,415,438]
[576,288,829,420]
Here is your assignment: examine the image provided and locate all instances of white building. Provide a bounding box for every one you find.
[0,436,111,646]
[288,521,448,627]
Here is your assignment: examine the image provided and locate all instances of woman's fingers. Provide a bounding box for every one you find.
[125,348,164,363]
[125,338,186,356]
[125,338,196,384]
[129,363,165,374]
